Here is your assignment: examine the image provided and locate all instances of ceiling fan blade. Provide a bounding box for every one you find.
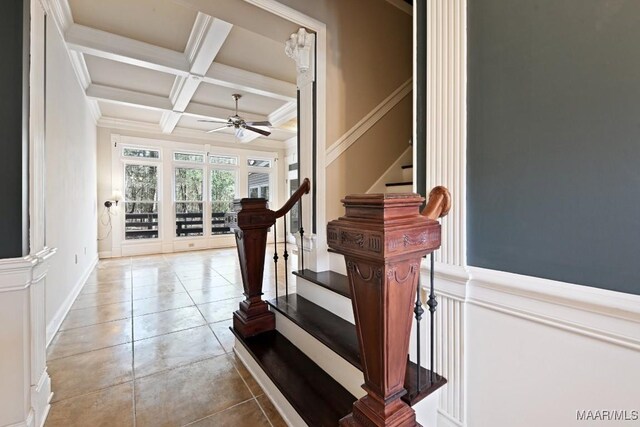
[243,125,271,137]
[245,121,272,127]
[206,125,231,134]
[198,118,229,124]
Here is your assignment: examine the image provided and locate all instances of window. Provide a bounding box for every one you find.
[210,170,236,234]
[175,167,204,237]
[124,164,159,240]
[210,155,238,166]
[247,158,271,168]
[248,172,270,200]
[123,148,160,159]
[289,178,300,232]
[174,152,204,163]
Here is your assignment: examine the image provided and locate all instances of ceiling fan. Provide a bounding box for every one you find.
[198,94,272,138]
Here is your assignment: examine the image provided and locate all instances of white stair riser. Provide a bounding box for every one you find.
[386,184,413,193]
[414,389,443,426]
[272,310,366,399]
[296,278,355,324]
[329,252,348,276]
[402,167,413,182]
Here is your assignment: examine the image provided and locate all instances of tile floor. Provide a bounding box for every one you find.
[45,246,297,427]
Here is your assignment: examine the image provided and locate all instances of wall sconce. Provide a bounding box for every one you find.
[104,190,122,208]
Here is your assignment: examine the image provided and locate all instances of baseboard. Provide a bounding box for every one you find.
[233,342,307,427]
[46,254,98,347]
[438,409,464,427]
[31,370,52,427]
[467,266,640,351]
[4,410,34,427]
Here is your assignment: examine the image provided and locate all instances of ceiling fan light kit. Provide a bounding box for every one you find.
[198,93,273,138]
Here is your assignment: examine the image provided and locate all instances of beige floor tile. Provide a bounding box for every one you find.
[131,274,182,288]
[70,290,132,310]
[87,269,132,284]
[45,382,134,427]
[228,353,264,397]
[134,356,252,427]
[256,394,288,427]
[132,282,186,300]
[48,319,132,360]
[59,302,131,331]
[133,306,205,341]
[49,344,133,402]
[209,319,234,353]
[80,280,132,295]
[132,293,194,317]
[187,399,270,427]
[198,297,244,324]
[175,269,219,281]
[180,276,235,291]
[134,326,225,378]
[187,285,244,304]
[97,258,132,268]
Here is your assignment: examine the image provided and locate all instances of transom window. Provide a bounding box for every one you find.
[174,152,205,163]
[123,147,160,159]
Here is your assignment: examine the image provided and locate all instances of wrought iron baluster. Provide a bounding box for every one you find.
[299,201,305,272]
[283,214,289,300]
[426,252,438,383]
[414,276,425,392]
[273,224,279,300]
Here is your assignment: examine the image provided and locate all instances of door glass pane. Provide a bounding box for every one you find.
[124,164,159,240]
[175,168,204,237]
[248,172,270,200]
[211,170,236,234]
[289,178,300,232]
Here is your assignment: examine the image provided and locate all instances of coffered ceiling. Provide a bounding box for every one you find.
[47,0,301,146]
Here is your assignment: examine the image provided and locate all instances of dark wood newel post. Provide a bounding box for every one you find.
[328,194,442,427]
[229,178,311,338]
[229,198,277,338]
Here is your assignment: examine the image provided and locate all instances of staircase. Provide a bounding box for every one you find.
[385,164,414,193]
[229,182,451,426]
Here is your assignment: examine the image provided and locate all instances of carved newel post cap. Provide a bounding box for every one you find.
[229,198,276,232]
[328,193,441,261]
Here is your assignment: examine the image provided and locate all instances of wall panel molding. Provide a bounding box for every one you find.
[325,79,412,166]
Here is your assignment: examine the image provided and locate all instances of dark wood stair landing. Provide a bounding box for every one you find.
[231,328,356,427]
[267,293,447,406]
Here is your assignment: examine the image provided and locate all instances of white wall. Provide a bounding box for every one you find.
[44,19,98,342]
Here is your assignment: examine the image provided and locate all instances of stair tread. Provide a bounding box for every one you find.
[401,164,414,169]
[232,328,357,426]
[267,293,448,406]
[268,295,360,368]
[386,181,413,186]
[294,269,351,298]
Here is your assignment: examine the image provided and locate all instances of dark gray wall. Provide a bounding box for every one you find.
[0,0,28,259]
[468,0,640,295]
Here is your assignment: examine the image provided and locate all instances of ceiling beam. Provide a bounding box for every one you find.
[86,84,173,111]
[65,24,190,76]
[204,63,296,102]
[162,13,233,134]
[64,23,297,103]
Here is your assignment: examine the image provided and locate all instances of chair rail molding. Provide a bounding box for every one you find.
[467,267,640,350]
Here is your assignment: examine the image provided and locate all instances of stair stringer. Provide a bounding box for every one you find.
[233,344,307,427]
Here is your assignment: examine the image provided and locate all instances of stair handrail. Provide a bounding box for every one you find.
[275,178,311,218]
[422,185,452,220]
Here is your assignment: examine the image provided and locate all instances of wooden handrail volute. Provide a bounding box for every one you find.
[274,177,311,218]
[422,185,452,220]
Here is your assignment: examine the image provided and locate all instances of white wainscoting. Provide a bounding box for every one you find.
[465,267,640,427]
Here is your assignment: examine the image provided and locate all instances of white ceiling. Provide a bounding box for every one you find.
[58,0,299,146]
